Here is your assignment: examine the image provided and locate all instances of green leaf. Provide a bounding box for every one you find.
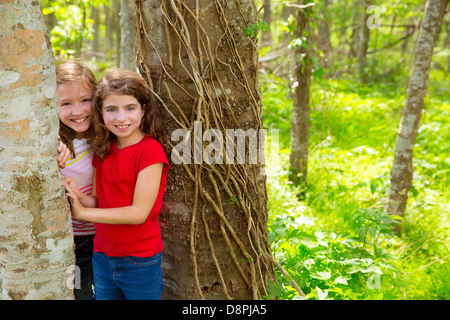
[310,271,332,280]
[334,276,350,285]
[312,67,324,80]
[315,287,328,300]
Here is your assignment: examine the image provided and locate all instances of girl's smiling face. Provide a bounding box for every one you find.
[57,80,93,139]
[101,94,145,148]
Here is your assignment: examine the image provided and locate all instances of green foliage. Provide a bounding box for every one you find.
[41,0,109,59]
[42,0,449,301]
[244,17,270,38]
[261,71,450,300]
[264,154,404,300]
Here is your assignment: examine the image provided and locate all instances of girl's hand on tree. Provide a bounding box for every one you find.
[62,178,86,221]
[57,136,72,169]
[62,177,82,199]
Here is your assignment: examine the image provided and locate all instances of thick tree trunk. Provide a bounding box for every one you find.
[386,0,449,219]
[135,0,274,300]
[120,0,137,70]
[289,3,312,183]
[0,0,75,300]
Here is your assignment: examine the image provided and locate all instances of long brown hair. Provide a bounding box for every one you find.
[56,60,97,156]
[90,69,166,159]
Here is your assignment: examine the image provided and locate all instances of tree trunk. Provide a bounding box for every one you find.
[444,16,450,71]
[135,0,274,300]
[386,0,449,220]
[104,3,114,51]
[356,0,370,82]
[0,0,75,300]
[262,0,272,46]
[289,2,312,183]
[318,0,332,69]
[349,0,361,61]
[92,4,100,53]
[113,0,122,67]
[282,3,293,45]
[120,0,137,70]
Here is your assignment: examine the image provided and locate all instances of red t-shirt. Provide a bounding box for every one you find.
[92,135,169,257]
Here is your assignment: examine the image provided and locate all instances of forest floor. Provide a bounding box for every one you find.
[262,69,450,300]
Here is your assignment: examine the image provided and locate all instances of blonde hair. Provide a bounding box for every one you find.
[56,60,97,155]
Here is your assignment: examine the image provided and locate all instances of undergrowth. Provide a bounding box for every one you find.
[262,71,450,300]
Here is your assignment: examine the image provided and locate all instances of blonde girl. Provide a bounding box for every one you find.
[56,60,97,300]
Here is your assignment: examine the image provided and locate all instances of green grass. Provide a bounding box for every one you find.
[262,70,450,300]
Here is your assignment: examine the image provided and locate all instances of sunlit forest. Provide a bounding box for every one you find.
[39,0,449,300]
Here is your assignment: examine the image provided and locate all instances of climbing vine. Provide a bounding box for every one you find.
[134,0,303,299]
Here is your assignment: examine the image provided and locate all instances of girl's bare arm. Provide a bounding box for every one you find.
[64,163,163,225]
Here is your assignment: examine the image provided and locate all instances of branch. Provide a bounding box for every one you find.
[285,2,316,10]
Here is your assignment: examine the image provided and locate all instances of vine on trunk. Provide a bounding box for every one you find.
[134,0,304,299]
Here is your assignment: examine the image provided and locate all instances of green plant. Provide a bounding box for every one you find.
[41,0,108,58]
[244,17,269,38]
[261,71,449,300]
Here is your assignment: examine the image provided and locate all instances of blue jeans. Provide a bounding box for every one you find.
[92,251,163,300]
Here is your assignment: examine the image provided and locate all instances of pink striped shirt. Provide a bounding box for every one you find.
[60,138,96,236]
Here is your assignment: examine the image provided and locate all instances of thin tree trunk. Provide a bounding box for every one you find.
[92,4,100,53]
[318,0,332,69]
[289,2,312,183]
[113,0,121,67]
[262,0,272,46]
[282,4,293,45]
[386,0,449,221]
[104,2,113,51]
[444,17,450,71]
[0,0,74,300]
[135,0,275,300]
[356,0,370,82]
[75,1,87,58]
[349,0,361,61]
[120,0,137,71]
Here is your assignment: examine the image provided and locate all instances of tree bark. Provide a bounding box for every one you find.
[318,0,332,69]
[104,3,114,51]
[386,0,449,219]
[0,0,74,300]
[91,4,100,53]
[113,0,121,67]
[282,3,293,45]
[135,0,274,300]
[356,0,370,82]
[262,0,272,46]
[349,0,361,61]
[289,2,312,183]
[120,0,137,71]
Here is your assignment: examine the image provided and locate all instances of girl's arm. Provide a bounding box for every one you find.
[63,176,98,208]
[64,163,163,225]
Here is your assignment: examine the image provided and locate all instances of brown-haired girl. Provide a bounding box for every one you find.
[56,60,97,300]
[63,69,169,300]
